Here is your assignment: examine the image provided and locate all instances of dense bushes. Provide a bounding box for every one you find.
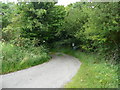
[58,2,120,63]
[81,2,120,61]
[15,2,66,46]
[1,42,50,74]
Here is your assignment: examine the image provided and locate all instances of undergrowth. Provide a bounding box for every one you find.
[0,42,50,74]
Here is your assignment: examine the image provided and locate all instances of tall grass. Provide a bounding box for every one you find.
[51,48,119,88]
[1,42,50,74]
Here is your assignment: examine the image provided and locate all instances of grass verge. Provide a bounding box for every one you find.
[0,42,50,74]
[51,48,119,88]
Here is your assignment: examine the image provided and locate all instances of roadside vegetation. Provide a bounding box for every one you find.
[1,42,50,74]
[1,1,119,88]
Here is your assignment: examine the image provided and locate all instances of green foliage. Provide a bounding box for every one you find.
[55,6,87,47]
[1,2,119,56]
[58,2,120,62]
[2,25,21,42]
[1,42,50,74]
[1,2,16,28]
[83,2,120,46]
[15,2,66,46]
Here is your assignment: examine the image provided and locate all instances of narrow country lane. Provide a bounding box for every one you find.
[1,53,81,88]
